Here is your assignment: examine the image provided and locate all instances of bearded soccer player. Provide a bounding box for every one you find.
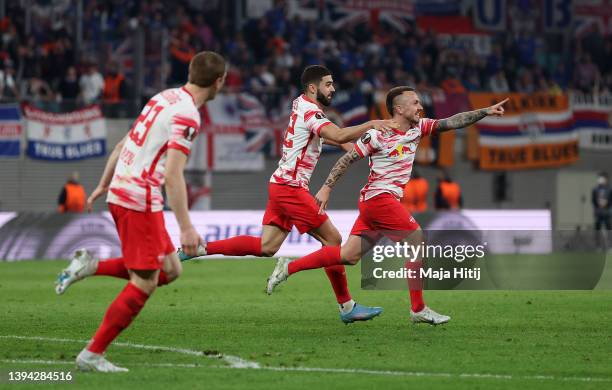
[267,86,508,325]
[179,65,396,323]
[54,51,227,372]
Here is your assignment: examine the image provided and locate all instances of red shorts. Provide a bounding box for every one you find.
[109,203,175,270]
[350,193,420,242]
[262,183,329,234]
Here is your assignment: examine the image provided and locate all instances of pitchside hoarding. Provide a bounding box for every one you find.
[1,210,609,290]
[0,209,550,261]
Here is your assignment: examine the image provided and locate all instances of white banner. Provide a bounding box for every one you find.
[24,104,107,161]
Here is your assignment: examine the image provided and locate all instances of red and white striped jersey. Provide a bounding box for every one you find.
[107,87,201,212]
[354,118,437,201]
[270,94,332,189]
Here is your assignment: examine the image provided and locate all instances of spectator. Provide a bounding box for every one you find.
[57,172,87,213]
[592,172,611,234]
[401,170,429,213]
[224,64,244,91]
[58,66,80,103]
[552,62,570,90]
[440,72,467,95]
[574,54,601,93]
[489,69,510,93]
[169,30,196,85]
[515,68,536,94]
[435,171,462,210]
[194,14,216,49]
[0,60,20,101]
[25,69,54,103]
[79,63,104,104]
[247,63,276,93]
[102,62,127,103]
[463,72,482,91]
[545,77,563,96]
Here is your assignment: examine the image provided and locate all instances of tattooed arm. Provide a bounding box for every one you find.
[315,148,363,214]
[436,98,509,132]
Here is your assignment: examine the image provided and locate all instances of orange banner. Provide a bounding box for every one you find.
[479,141,579,170]
[469,92,578,170]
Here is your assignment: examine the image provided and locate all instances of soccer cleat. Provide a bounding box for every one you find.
[55,249,98,295]
[177,244,207,262]
[410,306,451,325]
[340,303,383,324]
[76,349,128,373]
[266,257,291,295]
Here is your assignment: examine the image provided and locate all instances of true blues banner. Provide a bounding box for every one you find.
[0,104,22,158]
[23,104,107,161]
[470,93,580,170]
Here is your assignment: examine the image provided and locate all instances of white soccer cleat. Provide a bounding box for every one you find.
[266,257,290,295]
[410,306,451,325]
[177,244,207,262]
[76,349,128,373]
[55,248,98,295]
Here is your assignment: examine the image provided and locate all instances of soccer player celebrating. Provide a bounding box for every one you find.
[179,65,396,323]
[54,52,227,372]
[267,86,508,325]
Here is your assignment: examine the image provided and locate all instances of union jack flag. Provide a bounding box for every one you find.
[326,0,415,33]
[574,0,612,36]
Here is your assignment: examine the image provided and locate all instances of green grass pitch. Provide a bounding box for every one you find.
[0,259,611,389]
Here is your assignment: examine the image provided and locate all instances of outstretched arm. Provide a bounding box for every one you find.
[436,98,509,133]
[320,119,397,143]
[315,148,364,214]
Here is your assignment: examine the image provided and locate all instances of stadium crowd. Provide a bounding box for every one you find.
[0,0,610,113]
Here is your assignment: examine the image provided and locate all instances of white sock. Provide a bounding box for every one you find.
[79,348,99,359]
[339,299,356,314]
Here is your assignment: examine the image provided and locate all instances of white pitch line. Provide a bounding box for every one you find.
[0,335,259,369]
[2,335,611,383]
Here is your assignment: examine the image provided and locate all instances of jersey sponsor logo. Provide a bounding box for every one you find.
[361,133,371,144]
[388,144,412,159]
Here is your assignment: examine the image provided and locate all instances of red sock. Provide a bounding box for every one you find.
[409,290,425,313]
[207,236,262,256]
[288,246,342,275]
[95,258,171,286]
[405,260,425,312]
[95,258,129,279]
[324,265,352,304]
[87,283,149,354]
